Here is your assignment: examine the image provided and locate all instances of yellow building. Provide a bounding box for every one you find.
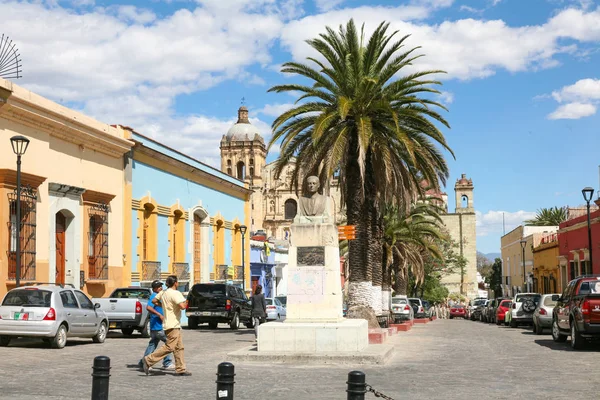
[532,232,561,294]
[0,78,133,298]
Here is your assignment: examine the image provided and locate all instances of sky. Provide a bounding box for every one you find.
[1,0,600,254]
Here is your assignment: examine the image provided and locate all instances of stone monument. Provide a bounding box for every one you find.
[257,176,368,353]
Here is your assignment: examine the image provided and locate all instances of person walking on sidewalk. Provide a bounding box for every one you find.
[141,275,191,377]
[251,285,267,341]
[138,280,174,371]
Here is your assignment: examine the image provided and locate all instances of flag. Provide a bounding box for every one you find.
[264,242,271,256]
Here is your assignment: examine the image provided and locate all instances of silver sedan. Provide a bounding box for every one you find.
[0,284,108,349]
[532,293,559,335]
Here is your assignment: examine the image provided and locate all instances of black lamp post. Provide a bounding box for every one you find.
[582,187,595,275]
[10,135,30,288]
[240,225,247,291]
[520,238,527,293]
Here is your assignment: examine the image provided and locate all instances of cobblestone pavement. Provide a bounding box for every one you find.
[2,319,600,400]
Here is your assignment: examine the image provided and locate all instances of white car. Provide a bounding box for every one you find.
[391,296,414,322]
[509,292,541,328]
[265,298,286,321]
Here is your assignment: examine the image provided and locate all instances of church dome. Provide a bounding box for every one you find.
[226,106,262,141]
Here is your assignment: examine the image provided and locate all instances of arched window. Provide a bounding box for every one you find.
[227,167,232,175]
[284,199,297,220]
[461,195,468,208]
[227,159,232,166]
[249,159,254,165]
[249,167,254,177]
[237,161,245,179]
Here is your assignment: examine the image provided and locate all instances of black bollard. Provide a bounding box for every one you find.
[215,362,235,400]
[91,356,111,400]
[346,371,366,400]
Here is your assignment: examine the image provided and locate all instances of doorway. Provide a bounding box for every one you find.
[55,212,66,285]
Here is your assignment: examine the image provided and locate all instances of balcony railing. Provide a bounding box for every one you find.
[141,261,161,282]
[540,232,558,245]
[173,262,190,281]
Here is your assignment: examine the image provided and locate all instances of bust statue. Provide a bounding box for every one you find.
[298,176,328,216]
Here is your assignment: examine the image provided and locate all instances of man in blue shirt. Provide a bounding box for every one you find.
[138,280,174,370]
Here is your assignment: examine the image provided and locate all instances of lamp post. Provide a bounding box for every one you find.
[520,238,527,293]
[240,225,247,292]
[10,135,30,288]
[582,187,595,275]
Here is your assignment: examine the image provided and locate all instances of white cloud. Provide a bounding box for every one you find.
[279,7,600,80]
[437,91,454,105]
[258,103,296,117]
[112,5,157,24]
[314,0,344,12]
[460,5,483,14]
[476,210,536,237]
[546,78,600,119]
[548,102,597,119]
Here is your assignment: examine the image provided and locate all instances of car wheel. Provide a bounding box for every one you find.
[51,324,68,349]
[188,317,199,329]
[570,322,586,350]
[230,312,240,330]
[245,320,254,329]
[532,320,537,334]
[140,319,151,338]
[0,336,11,347]
[93,321,107,344]
[121,328,134,336]
[510,319,517,328]
[552,319,567,343]
[208,321,218,329]
[449,316,453,319]
[534,320,544,336]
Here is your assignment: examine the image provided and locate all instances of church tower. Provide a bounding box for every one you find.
[455,173,474,214]
[220,106,267,231]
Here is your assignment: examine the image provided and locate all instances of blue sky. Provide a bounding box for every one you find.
[2,0,600,254]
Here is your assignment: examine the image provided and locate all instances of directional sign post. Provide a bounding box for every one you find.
[338,225,356,240]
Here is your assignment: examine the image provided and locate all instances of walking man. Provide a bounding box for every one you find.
[138,280,174,371]
[142,275,191,376]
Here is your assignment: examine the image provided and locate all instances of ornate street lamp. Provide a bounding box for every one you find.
[10,135,30,288]
[520,238,527,293]
[582,187,595,275]
[240,225,247,291]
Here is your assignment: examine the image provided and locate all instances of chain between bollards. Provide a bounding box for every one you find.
[347,370,367,400]
[216,362,235,400]
[91,356,111,400]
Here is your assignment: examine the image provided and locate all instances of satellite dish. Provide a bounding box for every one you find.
[0,34,23,79]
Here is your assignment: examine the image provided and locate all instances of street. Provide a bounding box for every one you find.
[1,319,599,399]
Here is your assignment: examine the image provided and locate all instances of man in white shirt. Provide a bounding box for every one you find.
[142,275,191,376]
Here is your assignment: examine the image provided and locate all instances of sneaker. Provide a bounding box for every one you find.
[162,364,176,370]
[141,357,150,375]
[175,371,192,377]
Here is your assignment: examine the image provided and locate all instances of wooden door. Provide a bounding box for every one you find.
[55,213,66,285]
[193,214,201,283]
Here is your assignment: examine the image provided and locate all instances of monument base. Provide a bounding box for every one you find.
[257,319,368,353]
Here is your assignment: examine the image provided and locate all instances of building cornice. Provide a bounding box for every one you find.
[0,79,133,158]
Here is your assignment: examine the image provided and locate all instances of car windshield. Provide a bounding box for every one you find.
[500,301,511,308]
[2,289,52,307]
[392,298,407,305]
[192,284,226,295]
[516,294,541,303]
[543,296,557,307]
[579,281,600,294]
[474,299,486,306]
[112,289,150,299]
[453,305,464,309]
[265,299,273,305]
[409,299,420,306]
[275,296,287,306]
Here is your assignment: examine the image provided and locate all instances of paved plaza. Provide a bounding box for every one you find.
[1,320,599,399]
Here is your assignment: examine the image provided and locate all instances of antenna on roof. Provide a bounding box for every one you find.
[0,34,23,79]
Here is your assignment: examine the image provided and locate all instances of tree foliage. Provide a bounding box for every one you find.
[524,206,568,226]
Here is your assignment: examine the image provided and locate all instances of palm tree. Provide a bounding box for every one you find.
[268,20,452,313]
[524,206,568,226]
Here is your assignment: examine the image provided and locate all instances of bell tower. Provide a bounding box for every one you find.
[455,173,474,214]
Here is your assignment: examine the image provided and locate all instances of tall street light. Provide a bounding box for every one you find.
[520,238,527,293]
[582,187,595,275]
[240,225,247,292]
[10,135,30,288]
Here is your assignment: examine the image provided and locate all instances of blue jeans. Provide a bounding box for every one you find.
[139,330,173,367]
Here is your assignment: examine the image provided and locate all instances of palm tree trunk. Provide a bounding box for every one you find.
[382,244,393,313]
[346,134,372,309]
[366,153,383,314]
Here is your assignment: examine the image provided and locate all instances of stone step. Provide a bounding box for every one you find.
[368,329,388,344]
[390,323,411,332]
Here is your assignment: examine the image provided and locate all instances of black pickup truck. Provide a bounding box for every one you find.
[185,283,253,330]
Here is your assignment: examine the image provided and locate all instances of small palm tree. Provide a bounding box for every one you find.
[524,206,568,226]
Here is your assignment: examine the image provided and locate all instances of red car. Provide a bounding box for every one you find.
[495,299,512,325]
[449,305,466,319]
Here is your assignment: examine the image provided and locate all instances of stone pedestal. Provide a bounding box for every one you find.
[258,220,368,353]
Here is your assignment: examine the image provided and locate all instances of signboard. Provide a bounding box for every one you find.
[338,225,356,240]
[297,246,325,266]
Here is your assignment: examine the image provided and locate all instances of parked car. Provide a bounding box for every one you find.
[92,287,152,337]
[275,295,287,308]
[509,292,541,328]
[449,305,466,319]
[495,299,512,325]
[533,293,559,335]
[470,298,487,321]
[552,276,600,349]
[480,300,490,322]
[0,284,108,349]
[422,300,432,318]
[186,283,253,330]
[486,299,498,323]
[408,298,427,319]
[265,298,286,321]
[391,296,414,322]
